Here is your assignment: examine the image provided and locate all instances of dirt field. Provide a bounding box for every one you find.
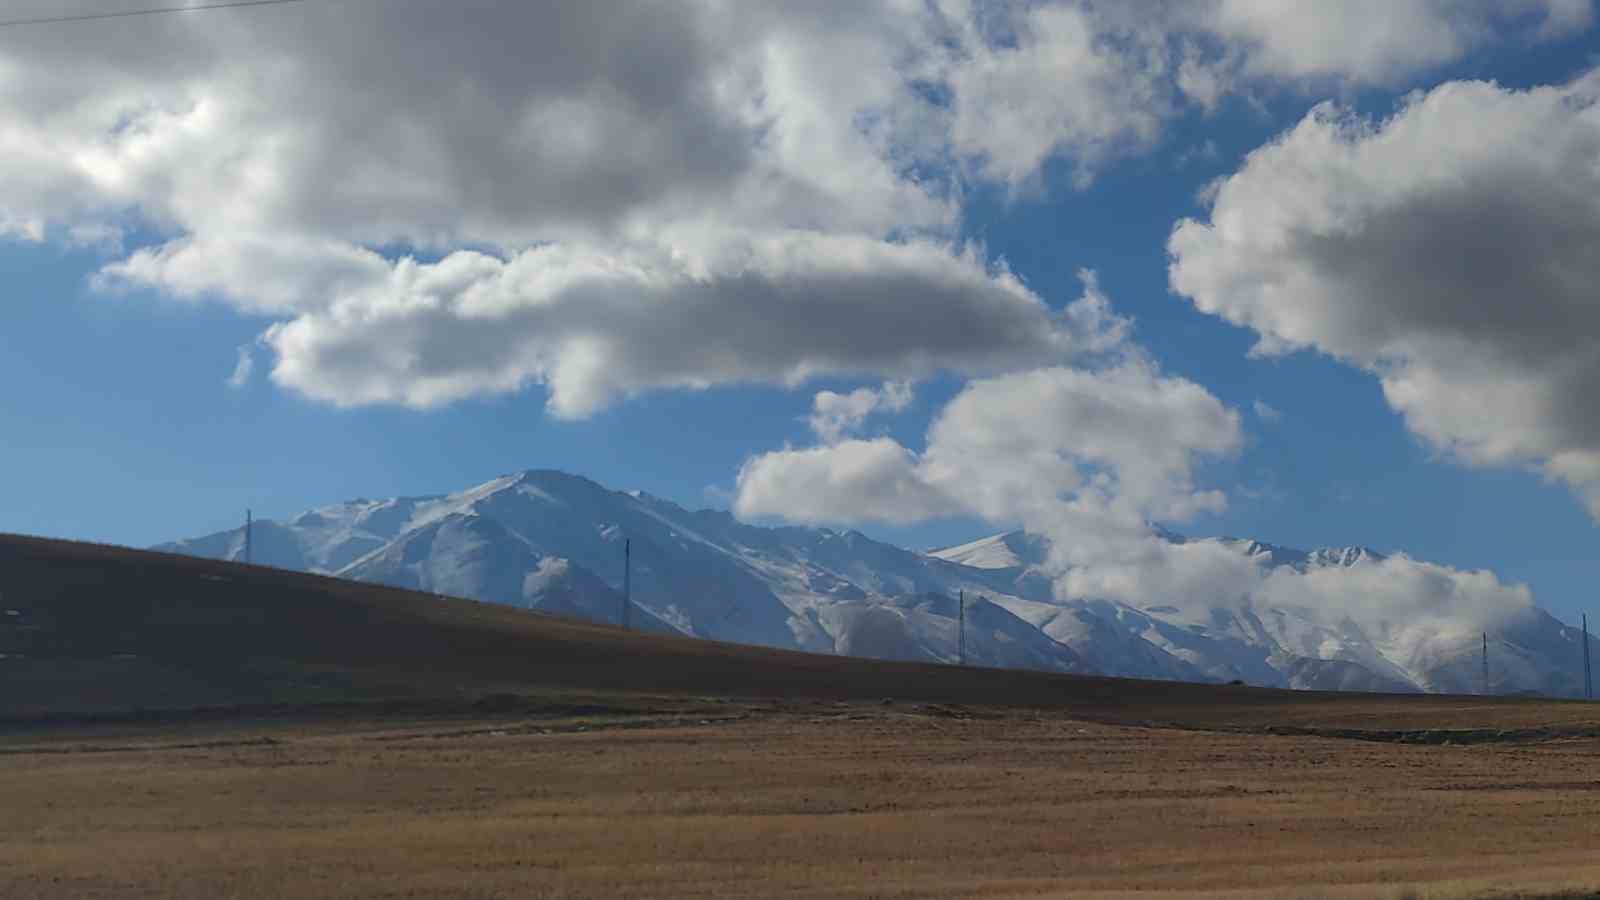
[5,703,1600,899]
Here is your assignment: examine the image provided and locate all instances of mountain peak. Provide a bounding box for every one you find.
[447,468,621,510]
[1308,545,1386,568]
[928,530,1047,570]
[155,468,1583,699]
[509,468,605,490]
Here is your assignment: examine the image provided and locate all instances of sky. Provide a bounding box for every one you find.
[4,0,1600,626]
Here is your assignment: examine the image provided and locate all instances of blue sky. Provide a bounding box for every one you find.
[5,0,1600,626]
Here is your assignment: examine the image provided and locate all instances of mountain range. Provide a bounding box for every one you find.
[156,469,1591,697]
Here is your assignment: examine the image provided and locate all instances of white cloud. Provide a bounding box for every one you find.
[925,1,1592,188]
[1,1,1593,416]
[0,1,943,248]
[732,272,1533,634]
[735,437,961,525]
[1071,538,1534,651]
[225,343,255,389]
[926,362,1242,525]
[737,365,1534,640]
[1253,399,1281,423]
[934,1,1174,187]
[0,2,1559,643]
[1170,71,1600,517]
[1,2,970,413]
[809,380,913,444]
[736,357,1242,531]
[97,235,391,315]
[1194,0,1592,87]
[243,235,1111,418]
[734,272,1235,534]
[1257,552,1532,631]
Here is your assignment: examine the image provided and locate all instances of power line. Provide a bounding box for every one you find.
[957,589,965,666]
[621,538,631,630]
[1482,631,1490,696]
[1580,608,1593,701]
[0,0,312,29]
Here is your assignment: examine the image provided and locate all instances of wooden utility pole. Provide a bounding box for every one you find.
[621,539,631,630]
[1584,613,1593,701]
[958,590,966,666]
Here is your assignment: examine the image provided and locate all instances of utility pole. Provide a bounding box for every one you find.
[621,539,631,630]
[1482,631,1489,696]
[958,590,966,666]
[1584,613,1592,701]
[244,509,252,565]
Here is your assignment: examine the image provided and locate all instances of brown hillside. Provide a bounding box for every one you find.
[3,532,1598,736]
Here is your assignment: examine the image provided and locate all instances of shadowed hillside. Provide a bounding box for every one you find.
[3,533,1598,737]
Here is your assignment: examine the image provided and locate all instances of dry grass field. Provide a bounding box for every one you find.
[6,534,1600,897]
[5,705,1600,899]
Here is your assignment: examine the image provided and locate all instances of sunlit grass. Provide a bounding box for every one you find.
[5,711,1600,898]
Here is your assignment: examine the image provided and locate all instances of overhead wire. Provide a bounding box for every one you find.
[0,0,313,29]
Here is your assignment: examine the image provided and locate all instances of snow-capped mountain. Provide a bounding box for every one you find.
[156,469,1590,697]
[927,530,1050,570]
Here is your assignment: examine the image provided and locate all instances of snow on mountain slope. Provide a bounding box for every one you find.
[156,518,315,573]
[927,530,1049,570]
[803,592,1088,673]
[156,470,1587,697]
[153,495,451,574]
[339,511,682,635]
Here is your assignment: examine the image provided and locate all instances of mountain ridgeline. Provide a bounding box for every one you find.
[157,469,1589,697]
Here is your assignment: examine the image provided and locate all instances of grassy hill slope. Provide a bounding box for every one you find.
[3,533,1597,735]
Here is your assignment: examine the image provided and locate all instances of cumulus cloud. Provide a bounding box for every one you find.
[933,1,1174,187]
[924,362,1241,525]
[735,437,961,525]
[2,0,1593,416]
[0,1,1555,645]
[1257,552,1532,632]
[926,0,1591,187]
[1170,71,1600,516]
[735,270,1237,529]
[1192,0,1592,87]
[809,381,913,444]
[246,235,1106,417]
[737,356,1242,529]
[3,1,966,412]
[1,1,944,247]
[1078,533,1530,636]
[734,265,1532,635]
[739,367,1533,636]
[1253,399,1281,423]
